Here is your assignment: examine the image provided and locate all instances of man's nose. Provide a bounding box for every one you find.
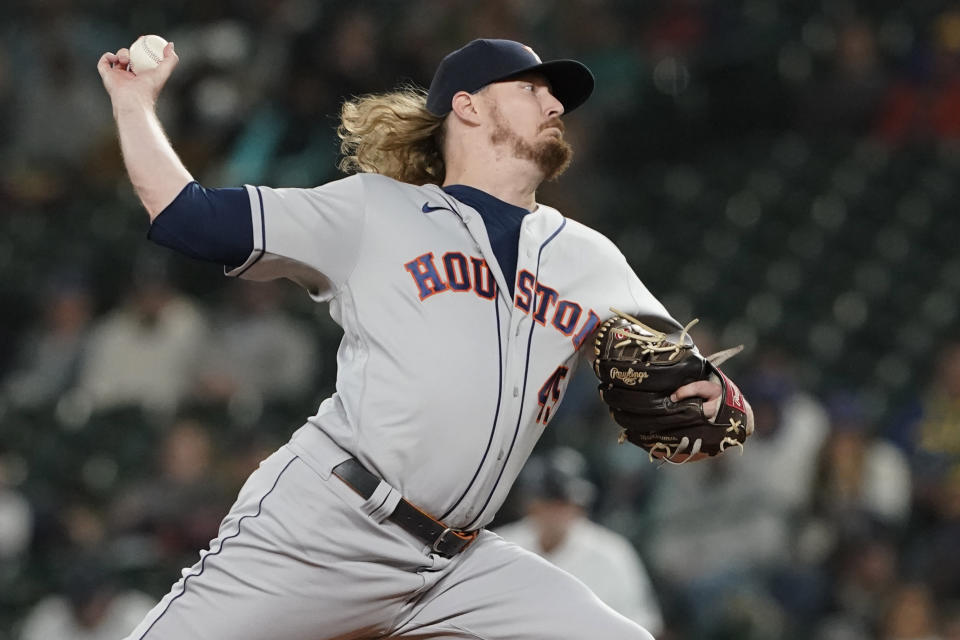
[543,91,564,118]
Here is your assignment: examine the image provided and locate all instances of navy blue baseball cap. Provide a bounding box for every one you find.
[426,38,595,116]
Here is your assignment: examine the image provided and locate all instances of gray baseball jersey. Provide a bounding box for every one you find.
[125,173,667,639]
[229,173,671,529]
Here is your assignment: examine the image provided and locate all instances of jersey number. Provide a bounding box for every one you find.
[536,365,569,426]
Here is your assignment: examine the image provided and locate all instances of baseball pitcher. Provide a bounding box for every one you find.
[97,37,754,640]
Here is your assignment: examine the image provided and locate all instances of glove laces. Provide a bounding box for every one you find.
[609,307,698,360]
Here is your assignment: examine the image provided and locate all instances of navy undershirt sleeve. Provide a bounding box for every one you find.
[442,185,530,298]
[147,181,253,269]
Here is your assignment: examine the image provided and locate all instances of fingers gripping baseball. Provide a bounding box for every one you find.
[97,42,178,105]
[154,42,179,82]
[96,51,124,82]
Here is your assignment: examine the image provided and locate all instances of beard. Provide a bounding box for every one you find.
[489,107,573,181]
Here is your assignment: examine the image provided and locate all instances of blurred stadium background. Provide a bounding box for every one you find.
[2,1,960,638]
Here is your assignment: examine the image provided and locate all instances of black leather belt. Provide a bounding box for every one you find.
[332,458,478,558]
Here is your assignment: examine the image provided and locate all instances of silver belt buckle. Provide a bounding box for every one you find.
[432,527,456,554]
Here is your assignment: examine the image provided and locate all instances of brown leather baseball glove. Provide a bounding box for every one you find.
[592,309,751,463]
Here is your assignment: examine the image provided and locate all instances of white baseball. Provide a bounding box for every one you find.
[128,34,168,74]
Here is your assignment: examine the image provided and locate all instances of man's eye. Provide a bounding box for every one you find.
[523,84,535,91]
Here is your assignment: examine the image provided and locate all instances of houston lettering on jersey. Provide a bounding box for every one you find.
[403,253,599,349]
[514,269,599,349]
[404,252,496,300]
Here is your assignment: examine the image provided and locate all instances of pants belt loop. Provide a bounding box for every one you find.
[362,482,401,523]
[332,458,478,558]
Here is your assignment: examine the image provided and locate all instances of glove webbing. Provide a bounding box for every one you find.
[607,307,698,360]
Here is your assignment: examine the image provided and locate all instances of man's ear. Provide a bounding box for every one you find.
[450,90,482,125]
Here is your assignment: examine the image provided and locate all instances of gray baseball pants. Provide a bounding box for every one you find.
[123,427,654,640]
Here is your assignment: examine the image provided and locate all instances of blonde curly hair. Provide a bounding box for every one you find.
[337,86,447,186]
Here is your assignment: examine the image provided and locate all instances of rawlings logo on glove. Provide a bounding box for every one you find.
[593,308,752,464]
[610,368,649,385]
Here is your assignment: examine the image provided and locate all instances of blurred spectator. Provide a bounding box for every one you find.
[814,534,901,640]
[71,256,208,414]
[889,341,960,535]
[3,6,114,206]
[2,274,93,410]
[880,582,942,640]
[221,431,282,497]
[196,280,318,406]
[942,603,960,640]
[48,502,110,556]
[813,391,912,537]
[790,390,914,636]
[16,555,153,640]
[28,498,110,565]
[496,447,664,636]
[110,418,229,566]
[912,342,960,469]
[0,452,31,560]
[904,468,960,603]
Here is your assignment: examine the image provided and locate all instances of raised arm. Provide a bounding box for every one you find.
[97,42,192,220]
